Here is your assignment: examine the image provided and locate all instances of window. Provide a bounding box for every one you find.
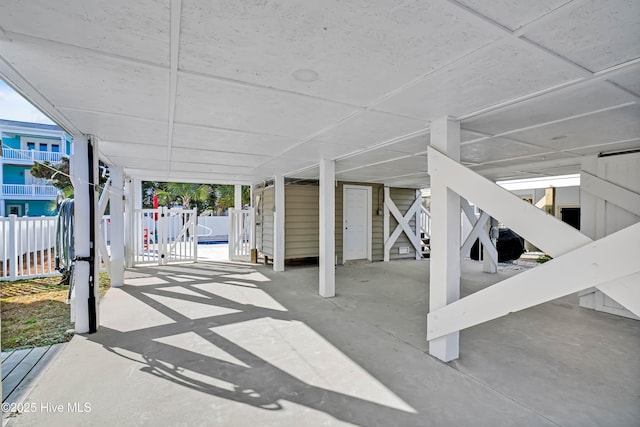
[39,143,47,151]
[27,142,35,150]
[51,144,60,153]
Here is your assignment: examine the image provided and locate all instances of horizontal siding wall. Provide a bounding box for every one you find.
[336,182,384,264]
[285,185,319,258]
[389,188,419,260]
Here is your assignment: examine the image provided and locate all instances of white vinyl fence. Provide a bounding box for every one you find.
[132,207,198,266]
[0,215,58,280]
[1,212,233,280]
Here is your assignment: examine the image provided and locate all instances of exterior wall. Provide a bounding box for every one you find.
[285,185,319,259]
[3,165,27,184]
[4,200,56,216]
[388,188,419,260]
[2,135,21,149]
[579,152,640,319]
[254,181,420,263]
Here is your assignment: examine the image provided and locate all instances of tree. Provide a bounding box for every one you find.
[30,158,109,199]
[155,182,210,211]
[30,158,73,197]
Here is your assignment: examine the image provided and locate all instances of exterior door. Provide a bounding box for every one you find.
[343,185,371,261]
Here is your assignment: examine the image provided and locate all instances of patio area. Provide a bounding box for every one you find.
[5,259,639,426]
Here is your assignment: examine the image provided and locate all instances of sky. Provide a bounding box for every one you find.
[0,79,55,124]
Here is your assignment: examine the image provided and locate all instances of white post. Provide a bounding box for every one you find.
[273,175,285,272]
[234,184,242,210]
[123,176,134,268]
[428,117,461,362]
[483,216,498,273]
[383,187,390,262]
[319,159,335,297]
[110,166,125,286]
[70,135,98,334]
[8,215,17,280]
[415,189,421,260]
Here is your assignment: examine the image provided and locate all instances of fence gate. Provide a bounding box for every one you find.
[228,208,254,261]
[133,207,198,266]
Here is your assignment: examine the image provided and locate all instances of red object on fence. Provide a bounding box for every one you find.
[143,228,149,250]
[153,194,159,221]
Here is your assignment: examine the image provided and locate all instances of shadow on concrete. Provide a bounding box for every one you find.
[88,261,424,426]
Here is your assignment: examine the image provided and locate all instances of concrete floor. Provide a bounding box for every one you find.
[6,259,639,426]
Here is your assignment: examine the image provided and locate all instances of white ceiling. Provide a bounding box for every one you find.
[0,0,638,188]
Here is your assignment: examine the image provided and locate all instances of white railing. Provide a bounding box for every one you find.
[2,184,60,197]
[0,215,58,280]
[1,147,65,163]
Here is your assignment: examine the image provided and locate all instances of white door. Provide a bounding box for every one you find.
[343,186,370,261]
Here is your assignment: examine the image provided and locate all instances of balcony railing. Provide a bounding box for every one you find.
[2,184,60,197]
[1,147,65,164]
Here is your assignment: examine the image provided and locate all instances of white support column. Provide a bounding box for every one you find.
[383,187,390,262]
[110,166,125,287]
[70,135,98,334]
[319,159,335,297]
[483,216,498,273]
[428,116,461,362]
[123,176,133,268]
[273,175,285,272]
[415,189,421,260]
[234,184,242,210]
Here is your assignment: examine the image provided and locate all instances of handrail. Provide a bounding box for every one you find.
[2,184,60,196]
[1,146,65,163]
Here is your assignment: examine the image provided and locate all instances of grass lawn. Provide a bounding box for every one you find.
[1,273,110,350]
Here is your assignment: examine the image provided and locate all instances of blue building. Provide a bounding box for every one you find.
[0,119,72,216]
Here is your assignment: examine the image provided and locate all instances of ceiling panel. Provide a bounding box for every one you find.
[0,0,171,66]
[567,137,640,156]
[336,149,409,172]
[462,137,549,164]
[179,0,498,105]
[125,168,251,184]
[525,0,640,72]
[257,157,317,173]
[377,41,582,120]
[289,166,320,180]
[174,73,357,139]
[1,39,169,121]
[461,82,637,137]
[101,142,167,163]
[316,111,427,148]
[171,124,297,156]
[62,109,168,147]
[166,162,258,176]
[454,0,571,31]
[607,66,640,96]
[280,140,363,161]
[384,133,430,154]
[108,156,169,170]
[507,104,640,150]
[170,147,267,168]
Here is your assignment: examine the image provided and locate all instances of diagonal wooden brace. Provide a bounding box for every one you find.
[384,195,423,258]
[428,222,640,340]
[460,199,498,264]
